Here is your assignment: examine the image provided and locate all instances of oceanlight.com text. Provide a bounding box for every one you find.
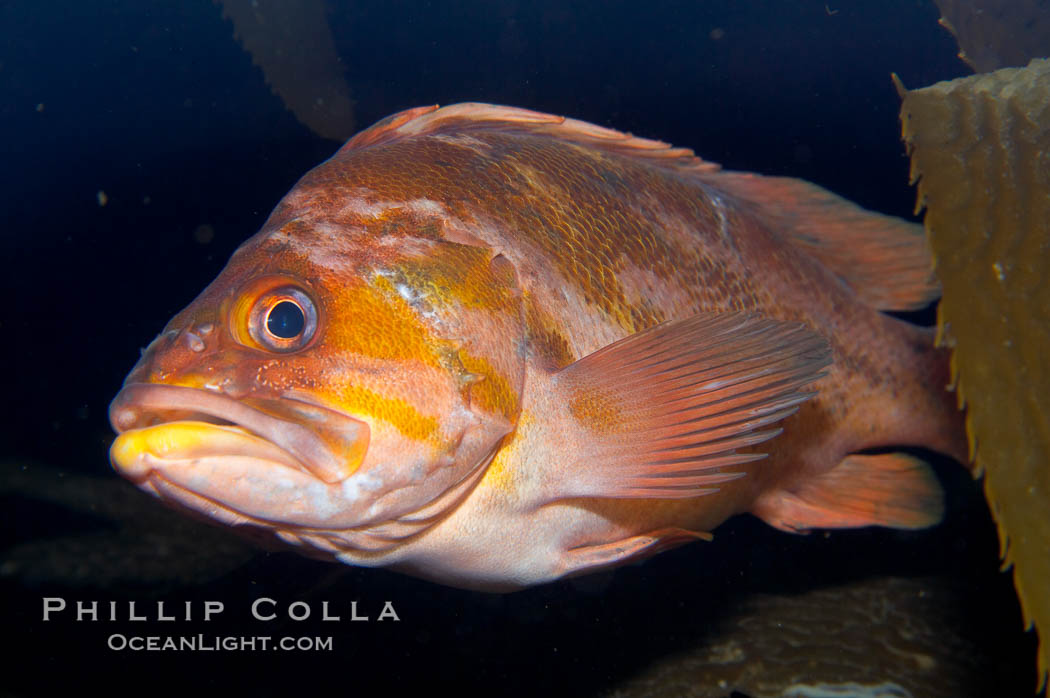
[106,634,334,651]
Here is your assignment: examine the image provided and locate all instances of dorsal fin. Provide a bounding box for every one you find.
[338,102,721,174]
[706,172,940,311]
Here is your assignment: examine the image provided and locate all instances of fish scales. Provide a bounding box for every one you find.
[108,104,967,590]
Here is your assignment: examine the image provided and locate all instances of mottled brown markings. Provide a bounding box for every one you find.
[270,127,897,444]
[457,352,520,422]
[393,241,518,315]
[568,386,626,435]
[524,293,576,370]
[305,130,761,335]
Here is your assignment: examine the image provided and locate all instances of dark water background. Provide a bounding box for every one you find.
[0,1,1038,695]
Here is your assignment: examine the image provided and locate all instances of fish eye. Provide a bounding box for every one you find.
[267,300,305,339]
[247,286,318,353]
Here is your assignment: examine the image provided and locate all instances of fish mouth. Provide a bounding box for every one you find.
[109,383,369,485]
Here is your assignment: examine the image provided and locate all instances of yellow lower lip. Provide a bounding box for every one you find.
[110,421,302,478]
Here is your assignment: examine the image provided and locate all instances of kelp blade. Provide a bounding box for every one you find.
[900,58,1050,691]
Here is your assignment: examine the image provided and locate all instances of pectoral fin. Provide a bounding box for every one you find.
[751,452,945,532]
[550,313,831,499]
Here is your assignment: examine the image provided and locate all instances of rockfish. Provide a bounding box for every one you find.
[109,103,966,590]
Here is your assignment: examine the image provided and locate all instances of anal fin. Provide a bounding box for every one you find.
[751,452,945,533]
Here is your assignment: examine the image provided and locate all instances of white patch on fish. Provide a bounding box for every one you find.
[430,133,494,155]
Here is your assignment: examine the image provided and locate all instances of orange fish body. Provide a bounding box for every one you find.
[109,104,966,590]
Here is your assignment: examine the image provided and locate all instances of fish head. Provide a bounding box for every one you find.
[109,180,525,560]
